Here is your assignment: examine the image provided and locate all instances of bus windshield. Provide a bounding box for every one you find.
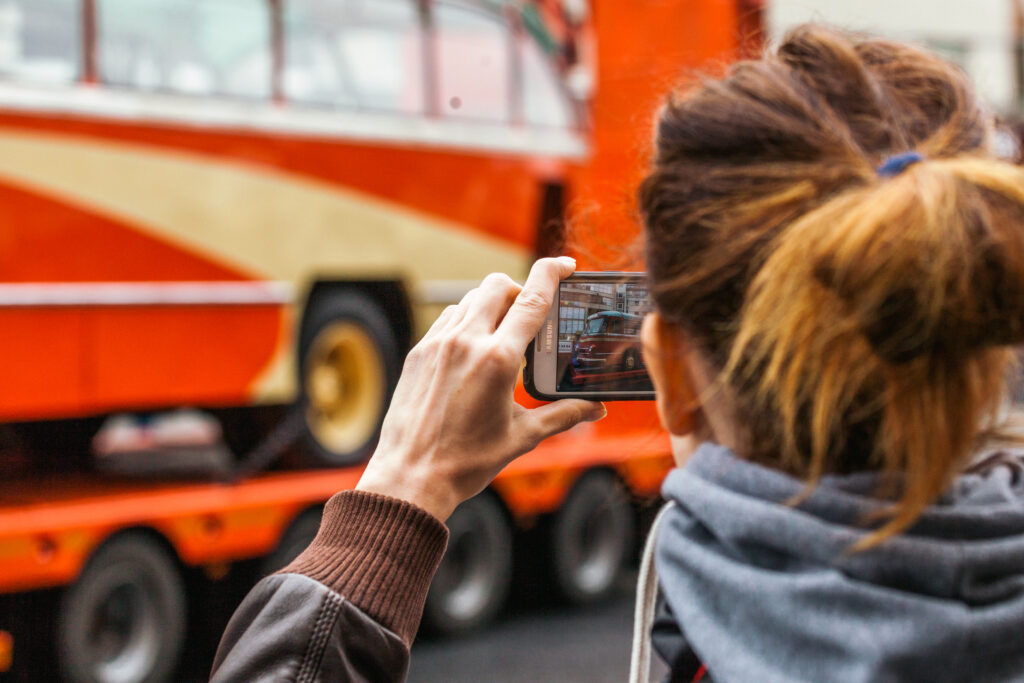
[586,316,607,334]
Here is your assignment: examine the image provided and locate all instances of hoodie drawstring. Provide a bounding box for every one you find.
[629,500,676,683]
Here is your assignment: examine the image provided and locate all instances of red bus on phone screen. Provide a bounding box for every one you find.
[571,310,645,380]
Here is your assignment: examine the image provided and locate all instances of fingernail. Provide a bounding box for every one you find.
[558,256,576,269]
[591,403,607,421]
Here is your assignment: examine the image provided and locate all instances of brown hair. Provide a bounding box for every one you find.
[639,24,1024,546]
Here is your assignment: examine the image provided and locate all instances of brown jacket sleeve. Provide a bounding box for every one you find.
[210,490,449,682]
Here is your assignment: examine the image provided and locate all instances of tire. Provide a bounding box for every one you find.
[620,349,639,372]
[260,506,323,575]
[299,290,401,467]
[423,493,513,636]
[58,533,186,683]
[551,471,634,604]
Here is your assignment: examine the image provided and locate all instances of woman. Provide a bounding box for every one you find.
[212,25,1024,682]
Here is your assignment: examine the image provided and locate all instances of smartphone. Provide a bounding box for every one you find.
[524,272,655,401]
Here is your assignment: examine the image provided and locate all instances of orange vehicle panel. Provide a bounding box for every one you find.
[568,0,742,268]
[87,305,284,411]
[0,304,285,419]
[0,309,85,415]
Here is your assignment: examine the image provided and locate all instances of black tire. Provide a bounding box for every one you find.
[260,506,323,575]
[620,349,639,372]
[423,492,513,636]
[551,471,634,604]
[58,533,186,683]
[298,290,401,467]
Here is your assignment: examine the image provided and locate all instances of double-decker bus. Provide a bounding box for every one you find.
[0,1,761,680]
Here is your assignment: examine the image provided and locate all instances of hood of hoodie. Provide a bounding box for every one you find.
[655,442,1024,683]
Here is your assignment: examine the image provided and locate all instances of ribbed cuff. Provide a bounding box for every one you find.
[279,490,449,645]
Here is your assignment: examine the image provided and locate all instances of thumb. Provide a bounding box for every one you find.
[521,400,607,445]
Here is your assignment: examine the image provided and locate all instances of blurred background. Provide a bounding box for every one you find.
[0,1,1019,681]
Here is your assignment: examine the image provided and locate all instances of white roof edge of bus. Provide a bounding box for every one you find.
[0,82,590,160]
[587,310,641,319]
[0,279,490,308]
[0,281,296,307]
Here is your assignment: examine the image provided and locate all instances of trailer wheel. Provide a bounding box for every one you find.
[58,533,186,683]
[299,290,400,467]
[424,493,512,636]
[551,471,634,604]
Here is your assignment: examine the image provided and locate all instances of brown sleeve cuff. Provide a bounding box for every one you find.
[279,489,449,645]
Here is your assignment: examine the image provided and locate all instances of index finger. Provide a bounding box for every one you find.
[496,256,576,350]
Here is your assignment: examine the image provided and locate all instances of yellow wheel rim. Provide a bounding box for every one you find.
[304,321,385,456]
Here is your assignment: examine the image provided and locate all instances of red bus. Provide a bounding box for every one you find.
[571,310,645,380]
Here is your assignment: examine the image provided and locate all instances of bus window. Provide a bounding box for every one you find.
[0,0,80,85]
[520,36,573,128]
[97,0,271,99]
[435,1,510,122]
[283,0,424,114]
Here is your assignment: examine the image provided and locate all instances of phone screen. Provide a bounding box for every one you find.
[553,275,654,395]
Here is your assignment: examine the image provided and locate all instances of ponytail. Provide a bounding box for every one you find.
[728,157,1024,544]
[640,24,1024,547]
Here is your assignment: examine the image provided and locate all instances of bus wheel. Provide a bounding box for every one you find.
[299,291,400,467]
[551,471,634,604]
[424,492,512,636]
[58,533,186,683]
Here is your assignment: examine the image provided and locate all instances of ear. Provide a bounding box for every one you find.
[642,313,698,436]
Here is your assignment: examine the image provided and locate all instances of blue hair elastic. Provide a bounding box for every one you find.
[877,151,924,178]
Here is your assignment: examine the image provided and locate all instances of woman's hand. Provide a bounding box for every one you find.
[356,257,607,521]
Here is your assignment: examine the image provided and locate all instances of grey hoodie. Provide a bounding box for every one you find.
[655,442,1024,683]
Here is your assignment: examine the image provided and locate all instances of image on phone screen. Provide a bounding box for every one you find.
[555,279,654,393]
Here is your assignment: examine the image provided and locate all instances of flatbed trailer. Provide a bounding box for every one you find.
[0,391,671,679]
[0,422,669,597]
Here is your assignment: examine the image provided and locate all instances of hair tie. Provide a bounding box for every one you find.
[877,151,924,178]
